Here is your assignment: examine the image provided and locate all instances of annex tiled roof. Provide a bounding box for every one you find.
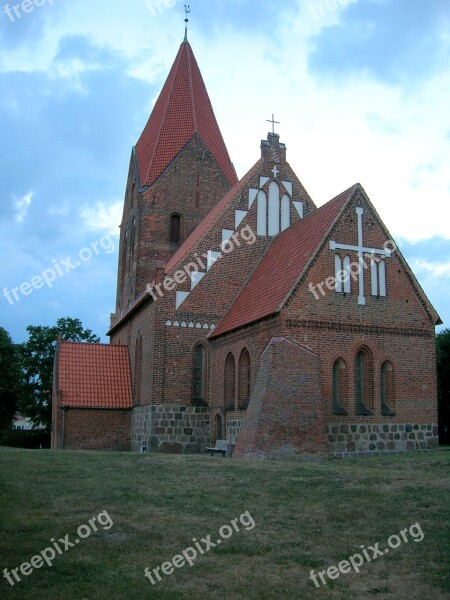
[57,342,132,409]
[135,40,237,188]
[211,184,359,338]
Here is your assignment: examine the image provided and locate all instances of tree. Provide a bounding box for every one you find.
[19,318,100,431]
[0,328,22,431]
[437,329,450,445]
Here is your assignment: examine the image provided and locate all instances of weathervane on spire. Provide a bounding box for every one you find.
[184,5,190,41]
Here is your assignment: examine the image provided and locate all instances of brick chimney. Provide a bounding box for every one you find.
[261,132,287,163]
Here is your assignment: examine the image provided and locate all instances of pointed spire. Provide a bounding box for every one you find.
[135,41,237,188]
[184,5,190,42]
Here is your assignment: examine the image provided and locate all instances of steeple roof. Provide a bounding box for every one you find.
[135,40,237,188]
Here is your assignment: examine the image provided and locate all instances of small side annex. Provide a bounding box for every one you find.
[51,340,132,451]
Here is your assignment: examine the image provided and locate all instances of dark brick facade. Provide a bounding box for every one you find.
[56,409,131,452]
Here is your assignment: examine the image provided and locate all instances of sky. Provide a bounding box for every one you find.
[0,0,449,343]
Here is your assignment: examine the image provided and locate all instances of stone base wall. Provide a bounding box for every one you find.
[327,423,439,458]
[131,404,210,454]
[226,418,243,444]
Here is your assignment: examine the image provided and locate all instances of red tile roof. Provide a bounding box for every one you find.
[211,184,359,338]
[135,41,237,188]
[56,342,132,409]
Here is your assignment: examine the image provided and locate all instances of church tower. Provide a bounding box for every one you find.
[113,37,237,319]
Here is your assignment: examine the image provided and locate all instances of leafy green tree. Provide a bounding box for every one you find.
[19,318,100,431]
[437,329,450,445]
[0,328,22,431]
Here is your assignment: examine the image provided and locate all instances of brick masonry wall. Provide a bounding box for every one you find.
[110,304,157,408]
[130,404,210,454]
[284,189,438,428]
[211,312,438,458]
[284,319,437,425]
[111,137,316,415]
[63,409,131,451]
[168,142,315,325]
[233,336,327,460]
[114,135,233,317]
[327,423,439,458]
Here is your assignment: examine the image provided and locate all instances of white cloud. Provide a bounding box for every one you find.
[80,201,123,236]
[411,259,450,278]
[13,192,33,222]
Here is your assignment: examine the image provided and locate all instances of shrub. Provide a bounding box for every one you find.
[0,429,51,449]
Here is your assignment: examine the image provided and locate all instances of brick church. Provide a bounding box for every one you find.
[51,33,441,459]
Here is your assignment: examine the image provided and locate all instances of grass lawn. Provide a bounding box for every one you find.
[0,447,449,600]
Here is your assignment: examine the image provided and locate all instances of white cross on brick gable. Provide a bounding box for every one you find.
[329,207,391,305]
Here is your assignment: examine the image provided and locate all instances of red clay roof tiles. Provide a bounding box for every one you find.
[211,184,359,338]
[135,41,237,188]
[57,342,132,409]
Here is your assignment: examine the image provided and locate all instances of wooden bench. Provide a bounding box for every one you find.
[206,439,229,457]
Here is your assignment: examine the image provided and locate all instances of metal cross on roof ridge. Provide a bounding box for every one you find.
[266,114,280,134]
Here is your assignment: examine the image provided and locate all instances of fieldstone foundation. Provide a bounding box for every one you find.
[226,419,243,444]
[131,404,210,454]
[327,423,439,458]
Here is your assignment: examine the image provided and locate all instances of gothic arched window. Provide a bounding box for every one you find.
[193,344,205,405]
[238,349,251,410]
[225,353,235,411]
[355,347,373,415]
[170,214,181,245]
[130,217,136,260]
[381,361,395,415]
[134,334,143,405]
[121,229,128,281]
[332,358,348,415]
[371,259,387,297]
